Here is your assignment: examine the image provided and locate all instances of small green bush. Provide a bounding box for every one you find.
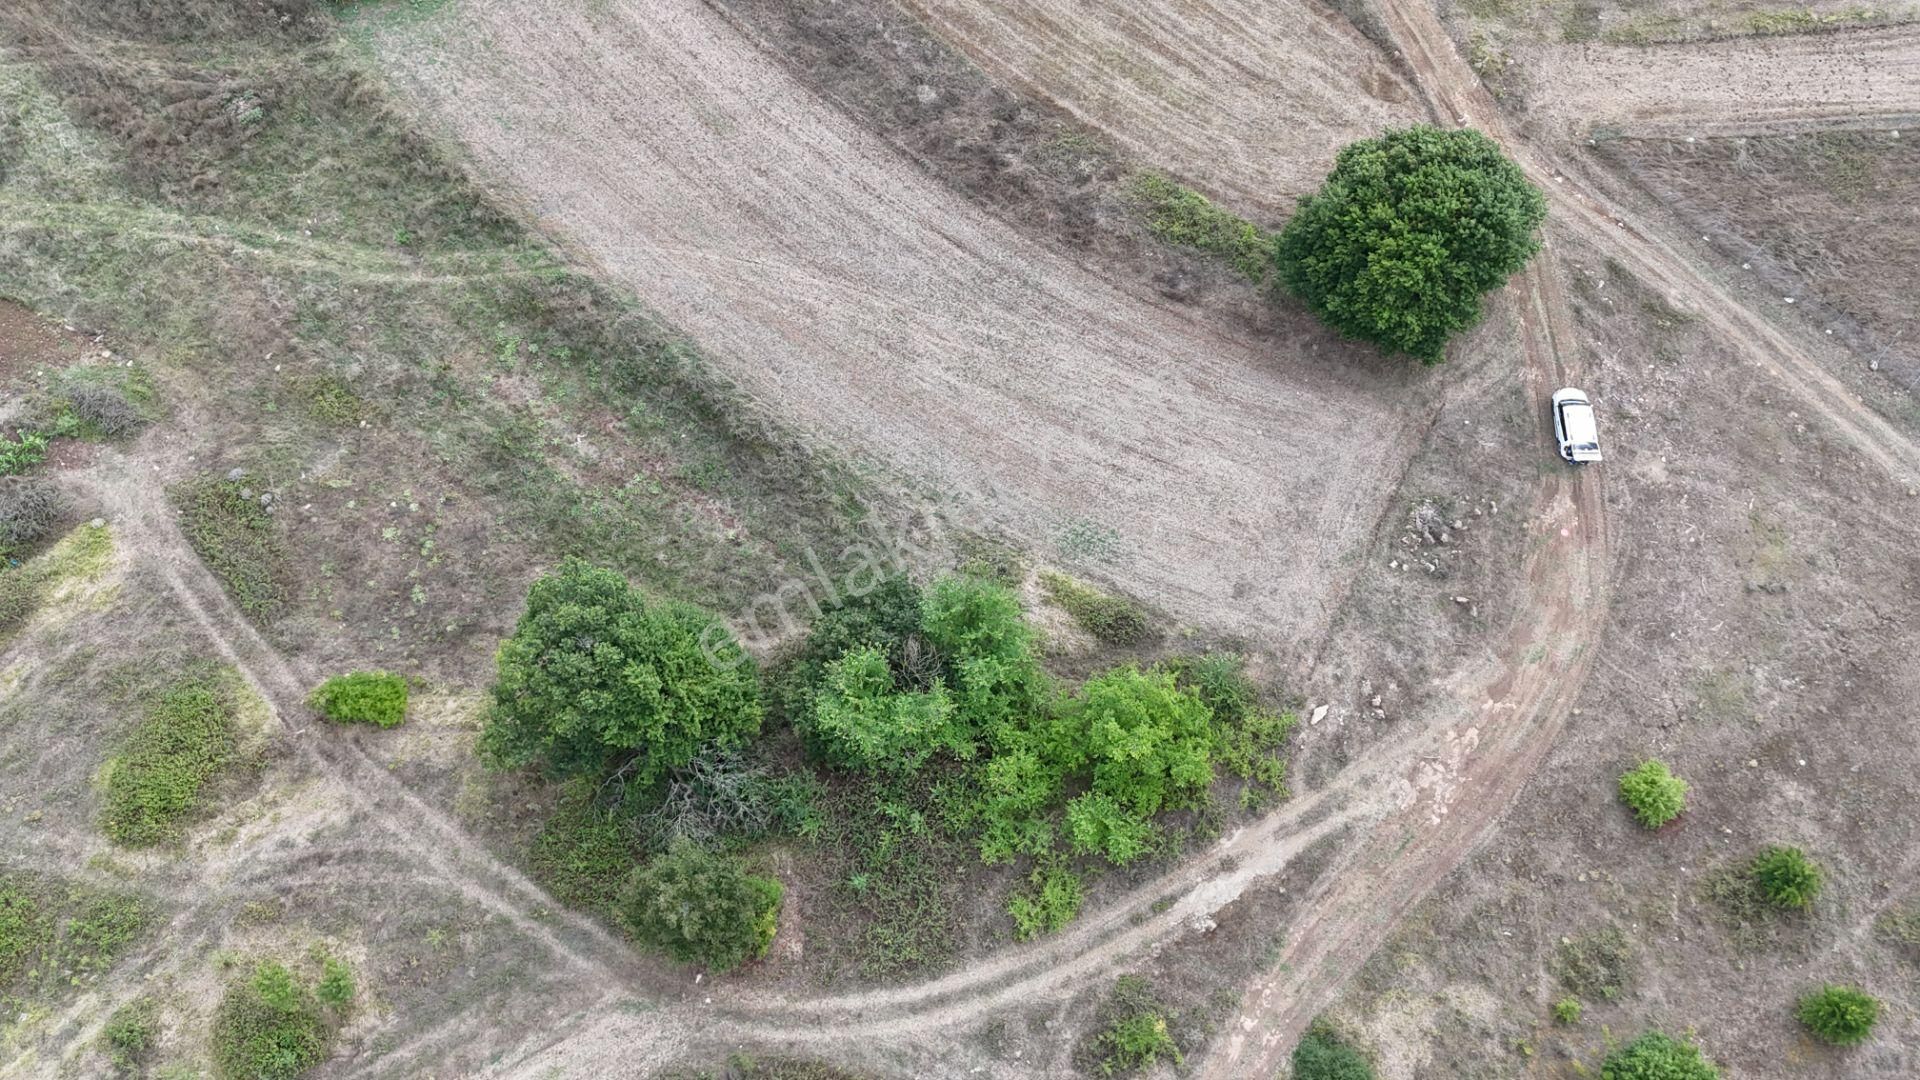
[1131,173,1275,283]
[1618,759,1688,829]
[1600,1032,1720,1080]
[0,429,50,477]
[102,681,239,847]
[1291,1022,1374,1080]
[1553,996,1583,1024]
[211,961,329,1080]
[616,841,782,972]
[174,476,288,618]
[315,956,355,1009]
[1798,984,1880,1046]
[1007,862,1082,940]
[309,671,408,728]
[1091,975,1182,1076]
[1751,845,1823,910]
[1040,572,1151,646]
[1165,652,1295,797]
[103,997,160,1072]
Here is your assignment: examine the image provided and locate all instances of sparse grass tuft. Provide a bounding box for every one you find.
[1040,571,1151,646]
[101,676,242,847]
[103,996,160,1073]
[309,671,407,728]
[1088,975,1183,1077]
[174,476,287,619]
[0,873,150,1012]
[1618,759,1687,828]
[1876,900,1920,961]
[1,519,112,647]
[1552,927,1634,1001]
[1129,172,1275,283]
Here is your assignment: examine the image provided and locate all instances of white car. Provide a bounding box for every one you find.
[1552,388,1603,464]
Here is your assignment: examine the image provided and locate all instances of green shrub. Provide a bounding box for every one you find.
[1040,571,1151,646]
[1600,1032,1720,1080]
[174,476,288,618]
[1276,125,1546,363]
[1064,665,1214,819]
[102,681,239,847]
[809,646,962,771]
[315,956,355,1009]
[1618,759,1688,829]
[1798,984,1880,1046]
[482,559,762,781]
[615,841,782,972]
[1007,861,1083,940]
[1291,1022,1375,1080]
[1553,996,1583,1024]
[769,575,926,726]
[309,671,408,728]
[211,961,329,1080]
[1751,846,1823,910]
[103,997,160,1072]
[1091,975,1182,1076]
[1131,172,1275,283]
[1165,653,1295,797]
[0,429,50,477]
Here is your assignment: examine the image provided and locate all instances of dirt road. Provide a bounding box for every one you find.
[896,0,1423,215]
[368,0,1417,658]
[1519,27,1920,139]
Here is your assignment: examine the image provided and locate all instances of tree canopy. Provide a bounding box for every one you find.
[1276,125,1546,363]
[616,841,783,972]
[481,558,761,781]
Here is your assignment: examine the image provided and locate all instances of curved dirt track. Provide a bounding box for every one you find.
[368,0,1416,657]
[895,0,1423,214]
[1519,27,1920,139]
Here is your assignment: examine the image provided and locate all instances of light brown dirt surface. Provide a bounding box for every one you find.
[364,0,1418,660]
[1515,28,1920,139]
[897,0,1424,215]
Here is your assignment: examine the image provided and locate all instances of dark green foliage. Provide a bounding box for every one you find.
[315,956,355,1009]
[102,680,239,847]
[309,671,407,728]
[1040,572,1151,646]
[212,961,328,1080]
[528,780,645,915]
[1600,1032,1721,1080]
[1552,927,1634,1001]
[1798,984,1880,1045]
[769,575,927,728]
[1618,759,1688,829]
[616,841,783,972]
[1276,125,1546,363]
[1291,1022,1375,1080]
[482,559,762,781]
[1007,860,1083,940]
[0,477,65,556]
[173,476,288,618]
[1089,975,1182,1077]
[1131,172,1276,283]
[1751,845,1823,910]
[103,996,159,1072]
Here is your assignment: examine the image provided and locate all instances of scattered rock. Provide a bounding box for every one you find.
[1310,704,1330,726]
[227,467,247,481]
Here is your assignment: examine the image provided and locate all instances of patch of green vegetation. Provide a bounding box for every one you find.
[173,476,288,619]
[1040,571,1151,646]
[527,780,645,915]
[661,1057,867,1080]
[1130,172,1274,283]
[309,671,407,728]
[1291,1021,1375,1080]
[0,429,51,476]
[1618,759,1687,829]
[1087,975,1183,1077]
[1602,4,1891,44]
[1,519,112,644]
[1552,926,1634,1001]
[615,840,783,973]
[1552,996,1582,1024]
[1798,984,1879,1045]
[315,953,356,1009]
[103,996,161,1073]
[0,873,151,1013]
[211,960,332,1080]
[1751,845,1823,910]
[101,673,244,847]
[1164,652,1296,805]
[1601,1032,1720,1079]
[298,373,363,426]
[1007,859,1083,941]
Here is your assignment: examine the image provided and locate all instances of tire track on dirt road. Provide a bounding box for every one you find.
[69,456,634,989]
[364,0,1419,658]
[1517,27,1920,141]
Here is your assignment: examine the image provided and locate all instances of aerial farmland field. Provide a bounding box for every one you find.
[1,1,1916,1077]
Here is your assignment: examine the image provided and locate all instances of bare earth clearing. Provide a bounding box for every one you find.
[369,0,1417,659]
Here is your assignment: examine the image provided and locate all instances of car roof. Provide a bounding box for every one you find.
[1560,397,1599,443]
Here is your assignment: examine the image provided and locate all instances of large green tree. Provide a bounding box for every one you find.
[1276,125,1546,363]
[481,559,762,780]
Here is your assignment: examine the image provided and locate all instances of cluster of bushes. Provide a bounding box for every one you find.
[487,560,1295,970]
[212,953,355,1080]
[102,676,246,847]
[309,671,408,728]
